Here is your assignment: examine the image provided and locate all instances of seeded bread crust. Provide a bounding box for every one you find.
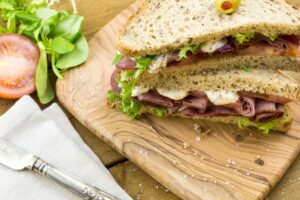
[147,54,300,74]
[136,69,300,100]
[142,105,292,132]
[118,0,300,57]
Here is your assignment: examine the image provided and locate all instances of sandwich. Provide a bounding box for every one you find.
[108,0,300,133]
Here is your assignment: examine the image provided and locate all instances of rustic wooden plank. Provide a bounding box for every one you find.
[57,0,136,40]
[56,1,300,199]
[70,117,125,166]
[0,99,14,115]
[268,155,300,200]
[109,161,181,200]
[109,157,300,200]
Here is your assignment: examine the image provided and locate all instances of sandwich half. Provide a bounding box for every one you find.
[118,0,300,73]
[108,0,300,133]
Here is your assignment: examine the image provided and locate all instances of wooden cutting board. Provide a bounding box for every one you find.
[56,1,300,199]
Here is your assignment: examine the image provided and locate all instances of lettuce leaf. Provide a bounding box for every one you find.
[238,107,289,134]
[153,107,168,118]
[237,117,276,134]
[233,32,255,44]
[108,55,154,119]
[178,44,200,60]
[112,53,123,65]
[107,90,120,104]
[268,32,278,42]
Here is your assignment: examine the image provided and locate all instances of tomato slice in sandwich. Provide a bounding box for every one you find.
[0,34,40,99]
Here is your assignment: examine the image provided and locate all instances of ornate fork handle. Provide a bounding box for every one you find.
[31,158,121,200]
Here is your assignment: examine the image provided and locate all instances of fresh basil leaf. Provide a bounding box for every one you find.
[53,15,83,40]
[0,0,89,104]
[16,12,38,23]
[16,12,40,38]
[33,25,42,41]
[233,32,255,44]
[13,0,25,8]
[0,1,14,10]
[0,26,8,33]
[56,33,88,69]
[31,0,48,6]
[112,54,123,65]
[18,20,40,33]
[42,12,61,36]
[51,52,63,79]
[51,36,75,54]
[35,42,55,104]
[7,13,16,33]
[34,7,57,21]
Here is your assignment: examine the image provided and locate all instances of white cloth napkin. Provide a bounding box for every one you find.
[0,96,132,200]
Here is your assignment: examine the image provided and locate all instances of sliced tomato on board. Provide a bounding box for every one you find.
[0,34,40,99]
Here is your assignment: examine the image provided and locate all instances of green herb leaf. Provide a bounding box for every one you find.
[153,108,167,118]
[257,121,275,134]
[0,1,89,104]
[269,32,278,42]
[31,0,48,7]
[18,20,40,35]
[35,7,57,21]
[51,51,63,79]
[0,26,8,33]
[53,15,83,40]
[17,12,38,24]
[237,117,251,129]
[0,1,14,10]
[178,45,200,60]
[35,42,55,104]
[112,53,123,65]
[7,13,16,33]
[51,36,75,54]
[111,56,154,119]
[41,12,61,36]
[237,117,277,134]
[233,32,255,44]
[56,33,89,69]
[136,56,154,68]
[107,90,121,104]
[240,64,251,72]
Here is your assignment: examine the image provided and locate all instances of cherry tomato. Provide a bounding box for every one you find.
[0,34,40,99]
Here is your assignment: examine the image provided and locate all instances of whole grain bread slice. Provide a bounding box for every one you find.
[118,0,300,57]
[136,69,300,100]
[147,54,300,74]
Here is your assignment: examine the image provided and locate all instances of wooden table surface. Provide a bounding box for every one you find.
[1,1,300,199]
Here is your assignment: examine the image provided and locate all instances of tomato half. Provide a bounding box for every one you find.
[0,34,40,99]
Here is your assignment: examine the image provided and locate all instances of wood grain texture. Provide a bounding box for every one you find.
[56,1,300,199]
[70,116,125,166]
[56,0,136,40]
[110,161,180,200]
